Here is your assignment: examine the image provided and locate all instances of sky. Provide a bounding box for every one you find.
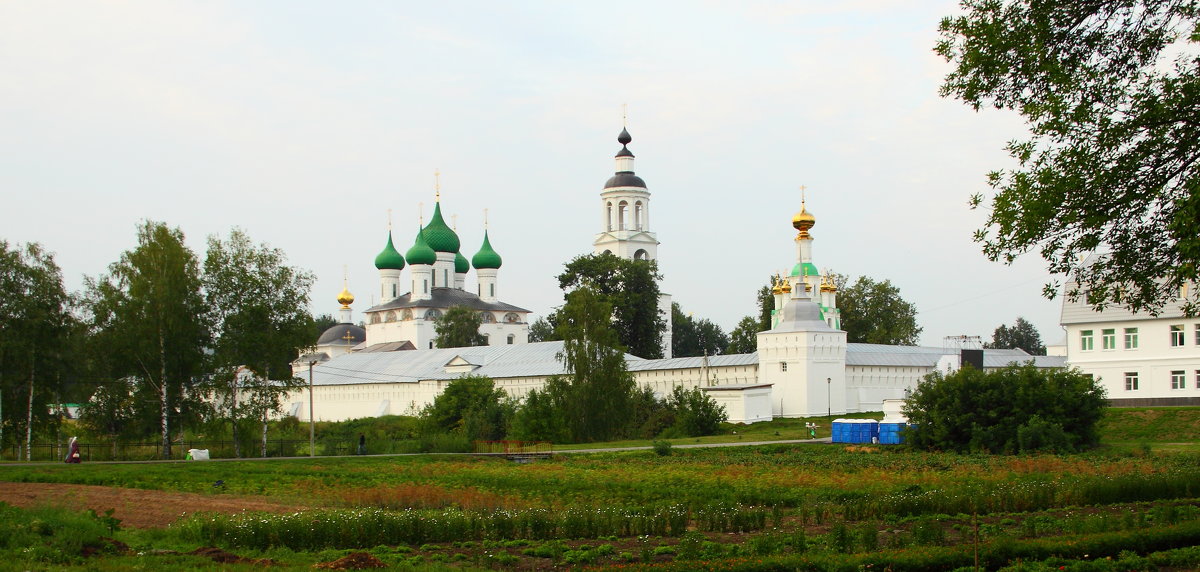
[0,1,1066,348]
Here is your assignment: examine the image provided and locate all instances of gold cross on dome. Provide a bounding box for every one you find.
[800,185,807,204]
[342,331,356,344]
[434,169,441,201]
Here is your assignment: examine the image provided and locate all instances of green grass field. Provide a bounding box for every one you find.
[0,407,1198,570]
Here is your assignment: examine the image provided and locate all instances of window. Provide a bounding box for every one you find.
[1195,324,1200,345]
[1124,327,1138,349]
[1102,329,1116,349]
[1080,330,1094,351]
[490,284,495,297]
[1171,370,1186,390]
[1124,372,1139,391]
[1170,325,1185,346]
[1196,370,1200,389]
[780,362,788,372]
[507,334,515,345]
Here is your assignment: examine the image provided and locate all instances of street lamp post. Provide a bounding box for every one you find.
[308,360,317,457]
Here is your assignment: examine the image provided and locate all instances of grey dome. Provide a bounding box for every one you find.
[317,323,366,346]
[604,173,646,189]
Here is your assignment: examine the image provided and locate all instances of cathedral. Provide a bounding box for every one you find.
[293,126,1063,423]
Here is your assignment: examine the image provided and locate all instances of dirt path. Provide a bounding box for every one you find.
[0,482,309,528]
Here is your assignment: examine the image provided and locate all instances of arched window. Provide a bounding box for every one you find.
[634,201,643,230]
[606,202,613,231]
[385,311,397,323]
[634,249,648,261]
[401,309,413,321]
[618,200,628,230]
[424,309,442,320]
[369,313,381,324]
[504,312,520,324]
[480,312,496,323]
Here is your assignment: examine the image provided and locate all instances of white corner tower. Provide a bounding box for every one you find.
[592,125,672,358]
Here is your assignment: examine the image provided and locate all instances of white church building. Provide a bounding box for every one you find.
[288,127,1063,424]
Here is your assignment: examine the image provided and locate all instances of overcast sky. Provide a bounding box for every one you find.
[0,1,1066,347]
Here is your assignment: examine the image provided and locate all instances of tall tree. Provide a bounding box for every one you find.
[420,375,511,441]
[202,229,314,457]
[0,241,72,459]
[434,305,487,348]
[756,278,775,331]
[938,1,1200,316]
[557,252,665,359]
[527,315,558,343]
[726,316,760,354]
[984,316,1046,355]
[671,302,729,358]
[835,274,922,346]
[85,221,208,459]
[555,285,636,442]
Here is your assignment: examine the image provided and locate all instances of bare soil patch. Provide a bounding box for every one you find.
[0,482,309,528]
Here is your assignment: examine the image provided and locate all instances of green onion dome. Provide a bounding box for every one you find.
[454,250,469,273]
[405,228,437,266]
[422,202,461,253]
[471,231,503,269]
[373,232,406,270]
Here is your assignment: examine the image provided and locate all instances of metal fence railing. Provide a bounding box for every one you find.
[2,438,555,462]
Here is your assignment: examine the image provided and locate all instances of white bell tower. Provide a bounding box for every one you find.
[592,124,672,358]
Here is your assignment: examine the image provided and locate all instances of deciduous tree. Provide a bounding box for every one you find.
[555,285,637,442]
[835,274,922,346]
[434,305,487,348]
[202,229,314,457]
[985,316,1046,355]
[726,316,761,354]
[671,302,729,358]
[0,241,72,459]
[85,221,208,459]
[938,0,1200,315]
[556,253,664,359]
[904,363,1106,453]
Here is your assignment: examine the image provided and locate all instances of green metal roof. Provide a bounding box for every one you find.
[422,202,461,253]
[405,227,437,266]
[790,262,820,277]
[454,250,469,273]
[471,230,503,269]
[373,232,406,270]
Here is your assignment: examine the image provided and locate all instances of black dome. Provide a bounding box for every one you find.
[618,127,632,145]
[604,173,646,189]
[317,323,366,346]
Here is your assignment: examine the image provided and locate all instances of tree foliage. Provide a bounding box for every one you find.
[0,241,73,456]
[556,252,665,359]
[904,363,1107,453]
[420,375,512,441]
[84,221,208,459]
[663,386,728,438]
[834,274,922,345]
[527,316,558,343]
[985,316,1046,355]
[434,305,487,348]
[726,316,761,354]
[938,0,1200,315]
[202,229,314,457]
[671,302,729,358]
[554,286,637,442]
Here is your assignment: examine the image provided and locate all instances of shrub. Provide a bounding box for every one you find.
[653,440,673,456]
[905,363,1106,453]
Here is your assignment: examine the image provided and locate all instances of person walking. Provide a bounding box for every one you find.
[64,436,81,463]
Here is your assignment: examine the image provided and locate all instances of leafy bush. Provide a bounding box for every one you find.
[904,363,1106,453]
[665,386,727,437]
[653,440,673,456]
[419,375,513,441]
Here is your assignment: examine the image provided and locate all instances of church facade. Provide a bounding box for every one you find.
[289,126,1064,423]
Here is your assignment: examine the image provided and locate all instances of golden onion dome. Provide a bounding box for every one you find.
[337,286,355,307]
[792,201,816,232]
[781,280,793,293]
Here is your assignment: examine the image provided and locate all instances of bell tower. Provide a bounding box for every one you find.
[592,123,672,358]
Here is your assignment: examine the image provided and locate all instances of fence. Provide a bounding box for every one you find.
[1,438,554,462]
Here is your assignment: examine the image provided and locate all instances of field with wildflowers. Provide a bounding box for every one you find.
[3,440,1200,569]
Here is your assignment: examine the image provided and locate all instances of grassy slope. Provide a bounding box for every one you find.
[1098,407,1200,448]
